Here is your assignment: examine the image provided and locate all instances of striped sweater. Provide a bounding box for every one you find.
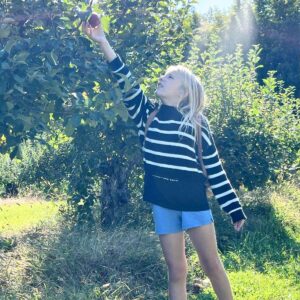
[107,53,247,223]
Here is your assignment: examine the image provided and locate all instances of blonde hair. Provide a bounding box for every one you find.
[163,64,207,147]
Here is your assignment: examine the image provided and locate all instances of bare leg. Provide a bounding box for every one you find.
[159,231,188,300]
[186,223,234,300]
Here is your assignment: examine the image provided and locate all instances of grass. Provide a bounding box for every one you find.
[0,197,65,235]
[228,269,299,300]
[0,174,299,299]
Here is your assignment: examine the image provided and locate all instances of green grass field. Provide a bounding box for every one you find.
[0,176,299,299]
[0,198,64,235]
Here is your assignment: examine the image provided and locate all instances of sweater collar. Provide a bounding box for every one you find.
[160,103,179,110]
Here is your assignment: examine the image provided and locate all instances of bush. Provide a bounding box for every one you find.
[0,136,69,199]
[188,42,300,190]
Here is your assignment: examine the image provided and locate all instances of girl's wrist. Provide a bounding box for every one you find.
[96,38,109,46]
[96,39,117,63]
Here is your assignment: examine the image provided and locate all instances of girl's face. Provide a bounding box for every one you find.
[155,71,187,106]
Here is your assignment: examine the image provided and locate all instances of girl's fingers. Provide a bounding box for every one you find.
[82,21,92,34]
[82,22,88,33]
[234,220,244,231]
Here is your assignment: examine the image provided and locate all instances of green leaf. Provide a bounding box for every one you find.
[6,102,14,111]
[13,74,25,84]
[65,120,75,136]
[4,38,17,53]
[44,101,55,112]
[21,116,34,130]
[13,51,30,62]
[40,113,50,124]
[27,70,47,83]
[101,15,111,34]
[59,16,71,22]
[14,84,27,95]
[1,62,10,69]
[0,81,7,95]
[114,102,128,122]
[0,25,11,39]
[158,1,168,8]
[71,115,81,127]
[86,119,98,128]
[88,111,101,121]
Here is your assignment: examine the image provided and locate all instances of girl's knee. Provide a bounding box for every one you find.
[167,261,188,282]
[201,257,224,277]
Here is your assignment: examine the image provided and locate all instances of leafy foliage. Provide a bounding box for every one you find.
[188,42,299,189]
[0,0,299,226]
[254,0,300,97]
[0,0,197,225]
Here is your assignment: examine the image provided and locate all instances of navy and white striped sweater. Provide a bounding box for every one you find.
[107,53,247,223]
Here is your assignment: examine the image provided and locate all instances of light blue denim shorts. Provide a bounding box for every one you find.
[151,204,214,235]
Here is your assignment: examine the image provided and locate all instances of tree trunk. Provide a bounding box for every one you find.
[100,158,131,227]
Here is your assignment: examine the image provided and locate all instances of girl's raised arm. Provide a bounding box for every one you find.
[82,15,157,145]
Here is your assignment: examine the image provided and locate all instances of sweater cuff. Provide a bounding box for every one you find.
[107,53,123,72]
[230,208,247,223]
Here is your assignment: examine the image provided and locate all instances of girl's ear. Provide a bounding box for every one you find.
[180,89,189,100]
[179,82,189,102]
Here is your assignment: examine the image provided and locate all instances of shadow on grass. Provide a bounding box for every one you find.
[210,185,300,284]
[0,213,171,299]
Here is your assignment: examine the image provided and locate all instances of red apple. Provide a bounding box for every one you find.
[88,13,100,28]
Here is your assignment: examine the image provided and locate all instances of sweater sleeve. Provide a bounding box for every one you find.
[200,116,247,224]
[106,53,157,142]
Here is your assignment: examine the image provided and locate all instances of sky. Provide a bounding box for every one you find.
[194,0,235,14]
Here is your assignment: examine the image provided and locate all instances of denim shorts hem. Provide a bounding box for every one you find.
[154,229,183,235]
[182,219,214,231]
[152,204,214,235]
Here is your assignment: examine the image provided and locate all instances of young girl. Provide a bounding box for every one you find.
[82,15,247,300]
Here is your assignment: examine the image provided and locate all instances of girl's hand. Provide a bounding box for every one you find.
[81,13,107,44]
[233,219,245,232]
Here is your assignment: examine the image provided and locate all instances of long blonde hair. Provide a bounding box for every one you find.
[163,64,207,147]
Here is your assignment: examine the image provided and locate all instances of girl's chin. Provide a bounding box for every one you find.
[155,90,164,97]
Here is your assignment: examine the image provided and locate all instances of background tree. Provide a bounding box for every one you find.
[0,0,197,226]
[254,0,300,97]
[0,0,299,228]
